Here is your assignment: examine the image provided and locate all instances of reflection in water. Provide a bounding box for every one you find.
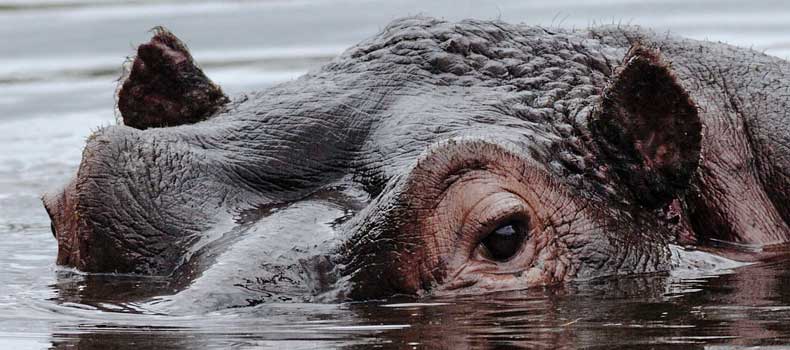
[51,270,170,312]
[39,255,790,349]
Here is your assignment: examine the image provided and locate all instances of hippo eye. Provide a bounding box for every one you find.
[480,220,529,262]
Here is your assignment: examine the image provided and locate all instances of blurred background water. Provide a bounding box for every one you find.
[2,0,790,349]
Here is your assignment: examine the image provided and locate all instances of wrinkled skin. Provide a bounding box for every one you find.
[43,17,789,307]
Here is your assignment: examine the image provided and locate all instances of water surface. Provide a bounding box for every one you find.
[2,0,790,348]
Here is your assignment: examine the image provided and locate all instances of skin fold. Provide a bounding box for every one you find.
[42,17,789,307]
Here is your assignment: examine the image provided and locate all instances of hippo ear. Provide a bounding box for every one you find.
[591,45,702,208]
[117,27,229,130]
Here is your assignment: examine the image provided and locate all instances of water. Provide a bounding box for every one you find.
[2,0,790,348]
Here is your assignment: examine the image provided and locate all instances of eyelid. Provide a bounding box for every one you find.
[462,192,531,243]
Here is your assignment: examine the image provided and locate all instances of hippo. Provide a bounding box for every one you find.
[42,17,789,307]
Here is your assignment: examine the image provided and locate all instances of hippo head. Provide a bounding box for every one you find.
[43,18,714,303]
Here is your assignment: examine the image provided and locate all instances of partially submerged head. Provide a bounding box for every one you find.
[44,18,785,303]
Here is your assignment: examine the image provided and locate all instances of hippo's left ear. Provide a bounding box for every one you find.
[591,45,702,209]
[117,27,229,130]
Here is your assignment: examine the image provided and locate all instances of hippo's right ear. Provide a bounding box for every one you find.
[591,45,702,209]
[117,27,229,130]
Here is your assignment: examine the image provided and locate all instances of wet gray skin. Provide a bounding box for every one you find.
[42,17,789,310]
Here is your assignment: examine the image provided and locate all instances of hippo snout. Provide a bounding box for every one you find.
[43,179,79,261]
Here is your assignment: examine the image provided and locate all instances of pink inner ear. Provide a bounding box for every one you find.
[117,28,228,130]
[150,40,189,65]
[592,45,702,208]
[654,144,677,167]
[634,123,683,171]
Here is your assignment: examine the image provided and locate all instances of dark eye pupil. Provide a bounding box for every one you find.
[481,222,528,261]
